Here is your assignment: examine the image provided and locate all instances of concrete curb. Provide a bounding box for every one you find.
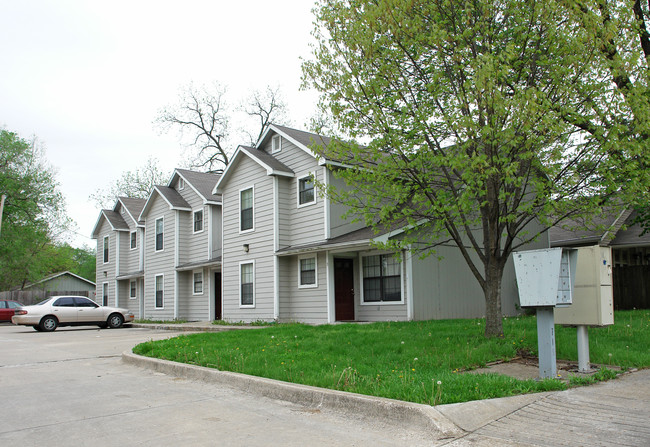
[129,323,264,332]
[122,350,463,438]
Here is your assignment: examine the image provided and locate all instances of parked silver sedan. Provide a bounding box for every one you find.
[12,296,135,332]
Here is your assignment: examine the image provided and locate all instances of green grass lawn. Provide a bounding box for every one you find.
[132,310,650,405]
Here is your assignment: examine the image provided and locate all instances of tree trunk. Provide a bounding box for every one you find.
[484,259,504,337]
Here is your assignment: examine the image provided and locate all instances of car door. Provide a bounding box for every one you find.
[0,301,11,321]
[51,297,79,323]
[74,297,105,323]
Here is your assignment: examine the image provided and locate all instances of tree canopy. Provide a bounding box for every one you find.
[303,0,650,336]
[0,129,90,290]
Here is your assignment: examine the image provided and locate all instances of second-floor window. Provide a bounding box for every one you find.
[155,217,164,251]
[193,210,204,233]
[272,135,282,153]
[130,231,137,250]
[240,187,253,232]
[298,175,315,206]
[103,236,109,263]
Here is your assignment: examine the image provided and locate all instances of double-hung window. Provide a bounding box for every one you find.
[129,280,136,299]
[299,256,317,288]
[240,187,253,232]
[102,282,109,306]
[272,135,282,153]
[155,217,164,251]
[193,271,203,295]
[155,275,164,308]
[298,175,315,206]
[362,254,402,303]
[240,262,254,306]
[193,209,204,233]
[103,236,109,263]
[130,231,137,250]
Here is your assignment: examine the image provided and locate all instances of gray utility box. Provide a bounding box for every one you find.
[514,248,578,308]
[555,245,614,326]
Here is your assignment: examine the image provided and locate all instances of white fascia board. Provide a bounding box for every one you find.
[116,198,140,228]
[275,240,372,257]
[214,146,243,194]
[266,124,318,160]
[90,211,107,239]
[372,219,428,244]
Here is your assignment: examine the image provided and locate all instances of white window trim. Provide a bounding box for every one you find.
[271,135,282,154]
[239,186,255,234]
[178,177,185,190]
[298,254,318,289]
[103,236,109,264]
[155,217,164,252]
[192,270,204,295]
[102,282,109,306]
[239,260,255,308]
[359,252,405,306]
[193,209,205,234]
[154,274,165,309]
[297,172,317,208]
[129,280,137,299]
[130,231,137,250]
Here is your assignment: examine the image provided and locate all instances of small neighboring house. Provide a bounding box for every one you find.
[138,169,222,321]
[24,271,96,296]
[550,208,650,309]
[214,124,548,324]
[91,196,146,316]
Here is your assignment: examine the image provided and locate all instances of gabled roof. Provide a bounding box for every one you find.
[550,207,650,247]
[24,271,96,289]
[139,185,192,220]
[91,209,129,239]
[214,145,294,193]
[260,124,332,158]
[171,169,222,205]
[116,196,146,227]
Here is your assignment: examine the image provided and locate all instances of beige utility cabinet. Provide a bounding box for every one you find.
[555,245,614,326]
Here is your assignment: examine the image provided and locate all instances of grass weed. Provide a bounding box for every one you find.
[132,310,649,405]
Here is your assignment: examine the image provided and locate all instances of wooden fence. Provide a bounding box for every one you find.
[613,265,650,310]
[0,290,94,306]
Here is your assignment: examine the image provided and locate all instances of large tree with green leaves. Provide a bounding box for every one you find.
[303,0,650,336]
[0,130,74,290]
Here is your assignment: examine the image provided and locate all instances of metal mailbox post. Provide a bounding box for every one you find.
[514,248,578,379]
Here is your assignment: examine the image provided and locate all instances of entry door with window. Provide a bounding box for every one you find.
[334,258,355,321]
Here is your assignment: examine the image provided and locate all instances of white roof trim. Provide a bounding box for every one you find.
[115,197,144,228]
[214,146,294,194]
[138,185,192,221]
[260,124,319,160]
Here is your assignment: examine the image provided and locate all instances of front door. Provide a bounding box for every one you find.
[215,272,222,320]
[334,258,355,321]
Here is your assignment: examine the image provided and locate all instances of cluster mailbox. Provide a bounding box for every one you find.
[514,248,578,308]
[513,247,578,379]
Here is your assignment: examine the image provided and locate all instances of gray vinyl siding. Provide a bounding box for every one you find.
[221,155,275,322]
[354,250,409,322]
[328,170,367,238]
[211,206,222,259]
[177,269,209,321]
[277,177,292,249]
[142,196,176,320]
[278,253,329,324]
[117,205,140,274]
[410,221,549,320]
[95,219,115,305]
[116,278,141,316]
[178,191,209,265]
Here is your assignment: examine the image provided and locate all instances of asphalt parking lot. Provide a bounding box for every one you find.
[0,324,437,447]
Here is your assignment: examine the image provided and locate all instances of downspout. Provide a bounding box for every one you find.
[174,210,180,320]
[207,204,213,320]
[115,232,121,307]
[405,248,414,321]
[273,176,280,321]
[139,226,145,319]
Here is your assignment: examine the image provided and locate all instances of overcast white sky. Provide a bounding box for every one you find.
[0,0,319,248]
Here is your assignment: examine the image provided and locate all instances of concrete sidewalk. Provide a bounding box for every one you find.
[124,322,650,446]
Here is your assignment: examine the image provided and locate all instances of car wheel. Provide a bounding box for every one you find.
[107,313,124,329]
[39,316,58,332]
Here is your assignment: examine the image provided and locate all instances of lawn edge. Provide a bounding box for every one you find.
[122,350,463,438]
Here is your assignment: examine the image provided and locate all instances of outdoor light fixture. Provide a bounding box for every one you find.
[243,244,249,253]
